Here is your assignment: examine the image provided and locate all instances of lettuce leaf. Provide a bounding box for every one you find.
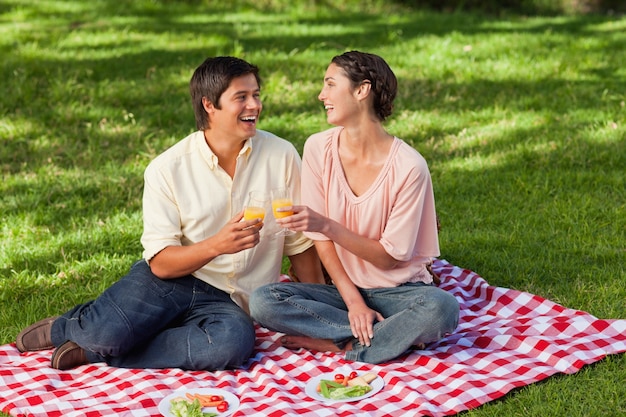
[328,385,372,400]
[169,398,217,417]
[319,379,372,400]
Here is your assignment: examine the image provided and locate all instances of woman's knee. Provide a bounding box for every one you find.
[433,289,460,332]
[248,284,278,323]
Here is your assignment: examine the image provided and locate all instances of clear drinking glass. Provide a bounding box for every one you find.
[243,191,268,225]
[271,186,295,236]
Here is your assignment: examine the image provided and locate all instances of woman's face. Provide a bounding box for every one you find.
[318,63,359,126]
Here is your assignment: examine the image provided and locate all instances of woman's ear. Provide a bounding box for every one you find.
[355,80,372,100]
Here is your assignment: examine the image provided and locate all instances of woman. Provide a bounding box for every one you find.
[249,51,459,364]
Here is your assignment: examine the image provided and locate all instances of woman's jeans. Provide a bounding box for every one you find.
[249,281,459,364]
[50,260,255,370]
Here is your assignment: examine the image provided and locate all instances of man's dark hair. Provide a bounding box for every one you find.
[190,56,261,130]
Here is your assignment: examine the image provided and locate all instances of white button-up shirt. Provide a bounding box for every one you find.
[141,130,313,311]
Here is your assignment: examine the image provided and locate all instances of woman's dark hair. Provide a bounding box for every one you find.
[190,56,261,130]
[331,51,397,121]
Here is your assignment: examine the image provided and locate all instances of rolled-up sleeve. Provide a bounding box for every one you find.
[141,161,183,262]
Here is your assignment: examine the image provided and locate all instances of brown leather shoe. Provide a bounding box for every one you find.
[15,316,59,352]
[51,341,88,370]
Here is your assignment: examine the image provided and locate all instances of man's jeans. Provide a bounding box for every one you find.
[50,260,255,370]
[249,281,459,364]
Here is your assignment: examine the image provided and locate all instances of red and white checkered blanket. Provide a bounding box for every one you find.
[2,259,625,417]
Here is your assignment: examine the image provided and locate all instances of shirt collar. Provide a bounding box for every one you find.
[240,137,253,160]
[199,132,254,170]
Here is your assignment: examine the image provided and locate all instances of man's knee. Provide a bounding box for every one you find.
[191,318,256,370]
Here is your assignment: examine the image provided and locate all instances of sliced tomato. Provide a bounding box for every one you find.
[217,401,229,412]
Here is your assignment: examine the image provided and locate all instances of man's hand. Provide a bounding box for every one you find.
[148,211,262,279]
[214,211,263,254]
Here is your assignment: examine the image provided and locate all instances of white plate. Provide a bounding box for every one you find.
[158,388,239,417]
[305,372,384,403]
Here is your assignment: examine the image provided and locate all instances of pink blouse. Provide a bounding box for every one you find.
[301,127,440,288]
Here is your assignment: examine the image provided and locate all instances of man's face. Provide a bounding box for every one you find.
[207,73,262,141]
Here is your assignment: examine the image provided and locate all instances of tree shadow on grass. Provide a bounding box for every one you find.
[1,1,624,310]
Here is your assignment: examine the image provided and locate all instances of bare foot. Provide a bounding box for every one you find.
[280,335,351,352]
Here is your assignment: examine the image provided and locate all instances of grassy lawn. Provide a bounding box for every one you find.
[1,0,624,416]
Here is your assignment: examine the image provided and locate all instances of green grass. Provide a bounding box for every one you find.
[1,1,625,416]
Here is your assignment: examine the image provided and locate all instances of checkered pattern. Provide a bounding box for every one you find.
[1,259,625,417]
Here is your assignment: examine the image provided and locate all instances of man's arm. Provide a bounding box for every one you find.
[149,212,262,279]
[287,245,325,284]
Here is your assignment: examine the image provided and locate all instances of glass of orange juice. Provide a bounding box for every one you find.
[271,186,295,236]
[243,191,268,226]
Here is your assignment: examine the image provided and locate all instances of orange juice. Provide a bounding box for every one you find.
[243,206,266,221]
[272,198,294,218]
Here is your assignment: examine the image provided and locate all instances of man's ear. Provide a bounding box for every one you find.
[202,97,215,114]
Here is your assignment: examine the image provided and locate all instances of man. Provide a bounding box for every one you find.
[16,56,323,371]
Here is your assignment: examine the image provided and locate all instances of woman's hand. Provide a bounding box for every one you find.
[313,240,386,347]
[275,205,329,234]
[347,303,385,348]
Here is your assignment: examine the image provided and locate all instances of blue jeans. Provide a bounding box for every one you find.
[50,260,255,370]
[249,281,459,364]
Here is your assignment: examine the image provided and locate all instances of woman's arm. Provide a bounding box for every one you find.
[314,240,384,347]
[287,245,325,284]
[278,205,400,270]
